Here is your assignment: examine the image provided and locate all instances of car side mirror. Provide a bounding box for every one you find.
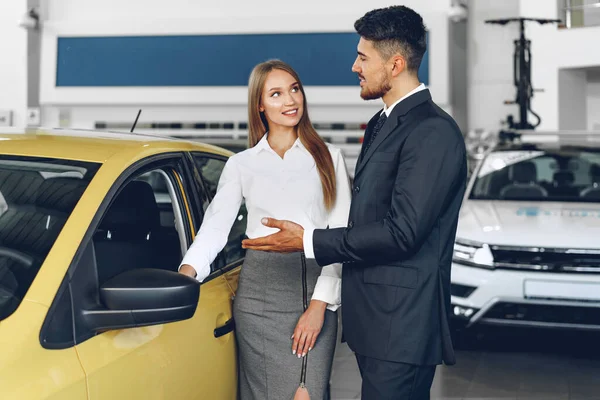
[82,268,200,332]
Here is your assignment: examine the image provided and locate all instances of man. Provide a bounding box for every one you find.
[243,5,467,399]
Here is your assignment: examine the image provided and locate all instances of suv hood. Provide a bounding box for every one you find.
[456,200,600,248]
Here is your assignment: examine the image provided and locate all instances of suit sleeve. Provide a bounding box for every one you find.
[312,119,466,266]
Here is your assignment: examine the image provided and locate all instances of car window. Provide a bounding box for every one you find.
[0,156,99,321]
[192,154,247,271]
[470,149,600,202]
[92,167,187,286]
[135,170,189,255]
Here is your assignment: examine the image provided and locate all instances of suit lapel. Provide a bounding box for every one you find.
[354,89,433,179]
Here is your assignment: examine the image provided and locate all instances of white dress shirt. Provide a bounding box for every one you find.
[180,134,352,311]
[302,83,428,259]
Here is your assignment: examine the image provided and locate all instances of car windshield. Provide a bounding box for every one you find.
[470,148,600,202]
[0,156,100,321]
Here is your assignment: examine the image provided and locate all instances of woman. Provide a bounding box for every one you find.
[179,59,351,399]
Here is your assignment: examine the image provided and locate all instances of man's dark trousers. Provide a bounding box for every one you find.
[356,353,436,399]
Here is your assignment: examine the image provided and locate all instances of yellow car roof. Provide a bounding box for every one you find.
[0,128,232,163]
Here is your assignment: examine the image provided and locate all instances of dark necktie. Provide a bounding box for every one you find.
[363,112,387,156]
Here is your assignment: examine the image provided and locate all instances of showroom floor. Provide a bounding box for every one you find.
[330,326,600,400]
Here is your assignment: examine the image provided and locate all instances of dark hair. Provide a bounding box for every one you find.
[354,6,427,73]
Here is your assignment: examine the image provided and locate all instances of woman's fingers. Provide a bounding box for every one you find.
[292,329,301,355]
[292,313,324,356]
[309,334,318,352]
[296,331,309,357]
[297,330,322,357]
[298,332,311,357]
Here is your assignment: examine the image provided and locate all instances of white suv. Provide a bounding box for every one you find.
[451,131,600,330]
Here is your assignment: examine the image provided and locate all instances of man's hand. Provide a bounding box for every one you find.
[241,218,304,252]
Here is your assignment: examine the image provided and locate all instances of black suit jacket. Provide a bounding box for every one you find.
[313,89,467,366]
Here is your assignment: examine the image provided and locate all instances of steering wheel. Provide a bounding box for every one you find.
[0,247,35,319]
[0,247,35,268]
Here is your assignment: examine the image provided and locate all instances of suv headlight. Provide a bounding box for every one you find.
[453,239,495,269]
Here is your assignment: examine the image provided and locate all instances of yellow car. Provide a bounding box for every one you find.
[0,128,245,399]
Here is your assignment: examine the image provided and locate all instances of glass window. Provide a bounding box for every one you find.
[93,167,187,286]
[0,157,99,321]
[135,169,189,255]
[470,148,600,202]
[192,154,247,270]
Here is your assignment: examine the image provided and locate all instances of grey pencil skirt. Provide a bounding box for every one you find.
[233,249,338,400]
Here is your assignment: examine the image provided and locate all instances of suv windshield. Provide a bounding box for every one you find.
[0,156,99,321]
[470,148,600,202]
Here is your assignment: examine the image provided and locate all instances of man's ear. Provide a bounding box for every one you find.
[390,56,407,77]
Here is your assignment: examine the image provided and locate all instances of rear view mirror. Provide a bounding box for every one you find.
[82,268,200,332]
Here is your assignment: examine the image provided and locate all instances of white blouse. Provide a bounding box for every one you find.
[179,134,352,311]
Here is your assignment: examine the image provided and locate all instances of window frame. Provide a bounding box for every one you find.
[39,152,198,349]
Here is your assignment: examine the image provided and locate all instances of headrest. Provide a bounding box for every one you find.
[35,178,87,213]
[553,171,575,186]
[512,161,537,183]
[99,181,159,231]
[590,164,600,181]
[0,169,43,204]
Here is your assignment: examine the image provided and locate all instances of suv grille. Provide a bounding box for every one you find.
[490,246,600,273]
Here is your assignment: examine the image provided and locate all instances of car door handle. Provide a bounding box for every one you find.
[214,318,235,338]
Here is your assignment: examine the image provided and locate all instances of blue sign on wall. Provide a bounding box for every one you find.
[56,33,429,87]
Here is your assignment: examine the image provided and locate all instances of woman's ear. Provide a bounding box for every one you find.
[259,104,265,112]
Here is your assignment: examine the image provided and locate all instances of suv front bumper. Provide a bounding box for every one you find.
[451,262,600,330]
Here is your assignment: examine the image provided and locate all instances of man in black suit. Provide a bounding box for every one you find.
[243,5,467,399]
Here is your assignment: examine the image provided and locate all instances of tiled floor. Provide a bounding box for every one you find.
[330,326,600,400]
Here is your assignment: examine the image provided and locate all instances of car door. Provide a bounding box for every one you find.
[39,153,237,400]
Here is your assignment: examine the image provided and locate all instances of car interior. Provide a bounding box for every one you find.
[580,164,600,200]
[0,161,190,323]
[93,171,185,286]
[0,165,89,320]
[92,177,183,287]
[472,153,600,202]
[498,161,549,199]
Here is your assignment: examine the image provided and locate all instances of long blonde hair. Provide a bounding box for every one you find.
[247,59,336,210]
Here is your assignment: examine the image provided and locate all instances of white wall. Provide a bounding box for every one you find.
[583,0,600,27]
[0,1,28,127]
[467,0,520,131]
[520,0,600,130]
[46,0,451,21]
[39,0,454,129]
[466,0,600,132]
[450,18,468,132]
[587,69,600,130]
[558,68,588,130]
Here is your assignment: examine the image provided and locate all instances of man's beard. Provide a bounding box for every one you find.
[360,71,391,100]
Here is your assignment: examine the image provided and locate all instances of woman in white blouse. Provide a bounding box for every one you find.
[179,59,351,399]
